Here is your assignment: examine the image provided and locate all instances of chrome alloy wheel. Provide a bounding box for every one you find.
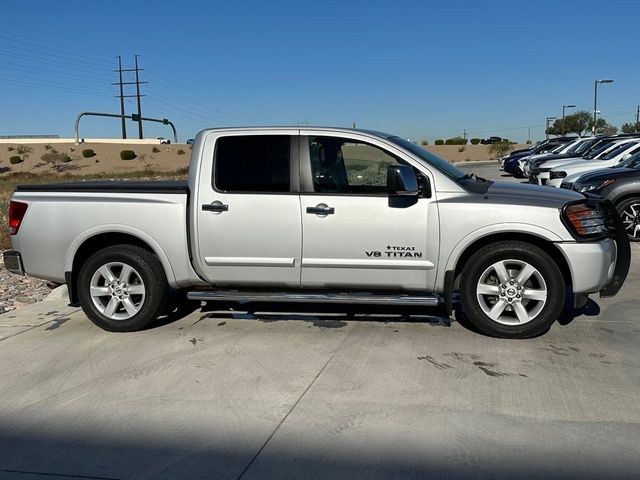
[621,202,640,239]
[89,262,146,320]
[476,259,548,326]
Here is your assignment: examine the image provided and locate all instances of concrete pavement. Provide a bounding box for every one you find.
[0,244,639,479]
[0,163,638,479]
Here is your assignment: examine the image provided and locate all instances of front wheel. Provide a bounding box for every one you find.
[460,241,565,339]
[617,198,640,242]
[78,245,169,332]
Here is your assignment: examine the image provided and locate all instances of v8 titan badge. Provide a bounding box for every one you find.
[365,245,423,258]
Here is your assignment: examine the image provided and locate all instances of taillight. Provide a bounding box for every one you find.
[8,201,28,235]
[563,202,612,238]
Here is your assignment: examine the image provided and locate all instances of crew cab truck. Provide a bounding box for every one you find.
[4,127,631,338]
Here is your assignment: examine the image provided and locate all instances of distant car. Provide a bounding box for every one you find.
[186,139,195,145]
[565,154,640,241]
[546,140,640,188]
[481,136,504,145]
[156,137,171,144]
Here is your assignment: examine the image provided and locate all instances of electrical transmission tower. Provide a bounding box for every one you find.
[112,55,147,139]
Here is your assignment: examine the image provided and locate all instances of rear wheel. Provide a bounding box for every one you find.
[460,241,565,338]
[78,245,168,332]
[617,198,640,242]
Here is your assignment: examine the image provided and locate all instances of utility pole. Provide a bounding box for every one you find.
[115,55,147,139]
[463,129,467,141]
[636,105,639,124]
[134,55,143,139]
[112,56,127,139]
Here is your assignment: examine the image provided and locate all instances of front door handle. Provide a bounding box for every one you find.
[306,204,335,216]
[202,201,229,213]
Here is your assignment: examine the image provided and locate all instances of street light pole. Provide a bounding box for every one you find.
[593,79,614,135]
[561,104,576,136]
[545,116,556,140]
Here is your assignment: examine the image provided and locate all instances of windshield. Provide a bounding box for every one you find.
[584,140,616,159]
[551,143,568,153]
[568,138,596,154]
[388,136,466,181]
[600,142,638,160]
[618,151,640,168]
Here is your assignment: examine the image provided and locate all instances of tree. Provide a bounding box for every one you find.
[591,119,617,135]
[545,111,592,137]
[621,122,640,133]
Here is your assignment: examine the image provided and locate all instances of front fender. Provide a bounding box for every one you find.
[438,223,565,290]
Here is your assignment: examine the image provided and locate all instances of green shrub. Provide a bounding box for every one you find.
[82,149,96,158]
[9,156,23,164]
[152,146,160,153]
[445,136,468,145]
[470,138,481,145]
[120,150,137,160]
[488,140,514,159]
[434,139,444,145]
[420,140,429,146]
[7,146,15,152]
[177,149,185,155]
[44,144,52,150]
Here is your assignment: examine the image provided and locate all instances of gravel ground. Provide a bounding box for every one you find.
[0,250,52,313]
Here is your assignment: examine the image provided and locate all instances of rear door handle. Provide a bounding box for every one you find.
[306,204,335,216]
[202,201,228,213]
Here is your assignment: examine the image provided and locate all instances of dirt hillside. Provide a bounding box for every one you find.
[0,141,528,177]
[0,142,191,177]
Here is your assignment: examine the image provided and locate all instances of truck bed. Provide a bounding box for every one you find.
[15,180,188,194]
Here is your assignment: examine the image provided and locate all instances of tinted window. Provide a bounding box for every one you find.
[214,135,290,192]
[309,136,400,194]
[601,142,639,160]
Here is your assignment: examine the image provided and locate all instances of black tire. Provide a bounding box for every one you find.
[616,197,640,242]
[459,241,565,339]
[77,245,169,332]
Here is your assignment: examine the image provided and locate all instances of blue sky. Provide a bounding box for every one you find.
[1,0,638,142]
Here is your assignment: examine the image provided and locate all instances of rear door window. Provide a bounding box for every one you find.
[214,135,291,193]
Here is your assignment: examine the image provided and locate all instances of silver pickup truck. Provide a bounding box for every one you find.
[4,127,631,338]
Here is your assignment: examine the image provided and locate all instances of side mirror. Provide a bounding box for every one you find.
[387,165,418,196]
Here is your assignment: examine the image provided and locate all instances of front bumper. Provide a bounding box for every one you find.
[3,251,25,276]
[555,203,631,297]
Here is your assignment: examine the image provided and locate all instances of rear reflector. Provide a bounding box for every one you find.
[8,201,28,235]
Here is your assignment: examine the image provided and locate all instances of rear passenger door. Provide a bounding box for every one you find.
[193,131,302,287]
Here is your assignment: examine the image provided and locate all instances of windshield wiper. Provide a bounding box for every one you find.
[459,172,475,180]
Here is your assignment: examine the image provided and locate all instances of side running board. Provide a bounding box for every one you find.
[187,290,440,306]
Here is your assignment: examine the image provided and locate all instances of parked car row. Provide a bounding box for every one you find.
[499,134,640,241]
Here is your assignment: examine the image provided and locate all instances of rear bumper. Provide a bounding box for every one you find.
[3,251,25,276]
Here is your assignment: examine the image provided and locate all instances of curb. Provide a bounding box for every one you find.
[45,284,69,302]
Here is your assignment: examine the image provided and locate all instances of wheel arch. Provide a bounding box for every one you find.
[613,192,640,209]
[65,226,178,304]
[448,232,573,289]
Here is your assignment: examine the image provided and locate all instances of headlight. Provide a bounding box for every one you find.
[576,179,615,193]
[562,202,614,238]
[549,171,567,179]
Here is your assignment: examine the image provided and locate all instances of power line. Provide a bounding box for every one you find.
[0,35,113,68]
